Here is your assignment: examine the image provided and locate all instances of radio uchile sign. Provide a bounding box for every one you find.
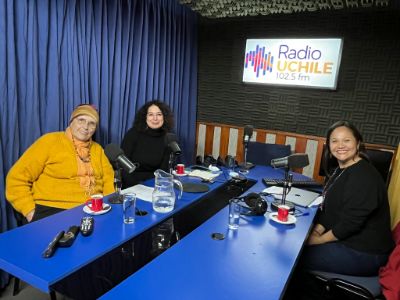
[243,38,343,89]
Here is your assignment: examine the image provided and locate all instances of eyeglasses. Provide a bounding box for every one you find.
[147,113,163,119]
[75,118,97,130]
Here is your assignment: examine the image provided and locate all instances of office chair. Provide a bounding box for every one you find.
[318,146,394,185]
[364,149,394,185]
[309,270,384,300]
[247,142,291,166]
[308,222,400,300]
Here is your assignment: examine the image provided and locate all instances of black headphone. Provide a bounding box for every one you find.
[236,192,268,216]
[203,155,217,167]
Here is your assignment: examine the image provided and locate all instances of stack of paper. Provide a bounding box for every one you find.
[188,169,220,181]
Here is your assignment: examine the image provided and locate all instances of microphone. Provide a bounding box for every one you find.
[270,153,309,169]
[243,125,253,144]
[166,133,182,155]
[105,144,138,174]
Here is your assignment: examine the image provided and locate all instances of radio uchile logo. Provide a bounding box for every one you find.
[244,45,274,77]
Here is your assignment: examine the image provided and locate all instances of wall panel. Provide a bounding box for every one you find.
[197,9,400,147]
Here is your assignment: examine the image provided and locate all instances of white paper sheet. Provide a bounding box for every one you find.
[187,169,220,181]
[121,184,154,202]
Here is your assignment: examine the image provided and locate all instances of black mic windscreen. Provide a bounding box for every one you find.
[166,133,181,155]
[104,144,124,162]
[244,125,254,137]
[288,153,309,169]
[166,133,177,144]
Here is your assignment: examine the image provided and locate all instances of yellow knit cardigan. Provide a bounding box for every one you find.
[6,132,115,216]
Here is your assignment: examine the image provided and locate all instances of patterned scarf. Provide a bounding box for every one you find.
[65,127,96,196]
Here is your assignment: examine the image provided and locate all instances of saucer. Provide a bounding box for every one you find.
[83,203,111,215]
[172,170,188,177]
[269,212,297,225]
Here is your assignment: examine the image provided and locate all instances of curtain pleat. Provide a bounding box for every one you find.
[0,0,197,288]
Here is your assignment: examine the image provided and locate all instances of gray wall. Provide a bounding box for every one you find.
[197,8,400,146]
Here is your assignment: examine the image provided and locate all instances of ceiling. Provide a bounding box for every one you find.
[178,0,392,18]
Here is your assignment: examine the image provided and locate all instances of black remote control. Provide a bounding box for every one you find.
[58,226,80,247]
[80,216,94,236]
[42,231,65,258]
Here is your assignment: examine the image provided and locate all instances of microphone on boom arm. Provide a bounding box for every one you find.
[243,125,254,149]
[166,133,182,156]
[239,125,254,173]
[270,153,309,212]
[105,144,139,204]
[165,133,182,174]
[270,153,309,169]
[105,144,138,174]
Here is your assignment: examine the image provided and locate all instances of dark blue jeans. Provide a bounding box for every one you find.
[300,242,389,276]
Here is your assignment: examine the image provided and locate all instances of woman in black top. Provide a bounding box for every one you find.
[121,100,175,188]
[301,121,394,275]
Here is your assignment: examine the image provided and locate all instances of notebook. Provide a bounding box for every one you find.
[263,186,321,207]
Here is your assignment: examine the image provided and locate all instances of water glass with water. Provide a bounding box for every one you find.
[228,198,240,230]
[123,193,136,224]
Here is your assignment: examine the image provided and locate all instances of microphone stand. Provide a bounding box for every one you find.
[109,164,123,204]
[168,152,176,174]
[239,138,253,174]
[271,167,295,211]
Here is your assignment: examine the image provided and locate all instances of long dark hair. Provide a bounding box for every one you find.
[322,120,368,176]
[133,100,174,132]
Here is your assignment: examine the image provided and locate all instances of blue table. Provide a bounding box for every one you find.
[100,167,318,300]
[0,173,231,294]
[0,166,317,299]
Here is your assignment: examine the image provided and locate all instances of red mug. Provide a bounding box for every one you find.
[176,164,185,175]
[277,205,290,222]
[86,194,103,212]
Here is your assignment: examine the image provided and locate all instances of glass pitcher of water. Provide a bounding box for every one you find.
[152,169,183,213]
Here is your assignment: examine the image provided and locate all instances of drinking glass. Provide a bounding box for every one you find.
[123,193,136,224]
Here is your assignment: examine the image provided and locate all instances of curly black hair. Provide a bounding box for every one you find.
[133,100,174,132]
[322,120,368,176]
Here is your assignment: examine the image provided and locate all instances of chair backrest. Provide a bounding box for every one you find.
[318,145,394,185]
[310,270,381,299]
[247,142,291,166]
[364,149,394,185]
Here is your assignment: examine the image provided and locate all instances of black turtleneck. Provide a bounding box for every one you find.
[121,127,170,188]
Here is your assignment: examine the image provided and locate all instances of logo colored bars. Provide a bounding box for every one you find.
[245,45,274,77]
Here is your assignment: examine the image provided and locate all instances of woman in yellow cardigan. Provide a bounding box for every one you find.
[6,104,115,223]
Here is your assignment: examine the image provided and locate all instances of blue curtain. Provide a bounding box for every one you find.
[0,0,197,288]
